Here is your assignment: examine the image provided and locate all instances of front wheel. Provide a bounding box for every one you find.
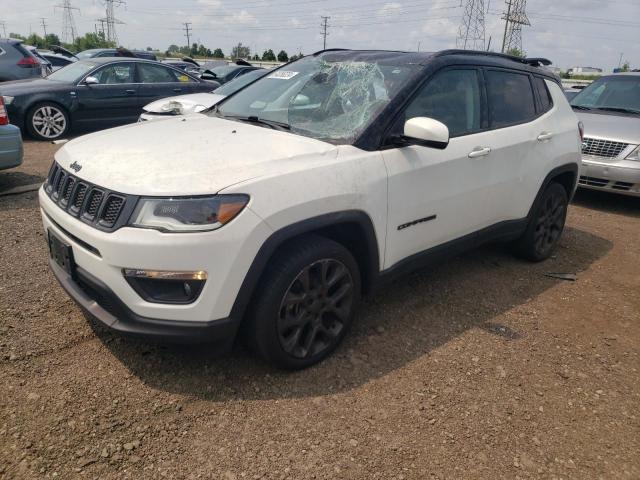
[26,102,70,141]
[247,235,361,370]
[514,182,568,262]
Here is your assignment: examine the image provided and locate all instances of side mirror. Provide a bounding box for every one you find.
[84,76,99,85]
[402,117,449,149]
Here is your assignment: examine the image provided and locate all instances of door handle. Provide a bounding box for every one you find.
[125,89,136,94]
[537,132,554,141]
[468,147,491,158]
[173,88,182,93]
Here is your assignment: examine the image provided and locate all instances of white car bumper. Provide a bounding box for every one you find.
[579,155,640,197]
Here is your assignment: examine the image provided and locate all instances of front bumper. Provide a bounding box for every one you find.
[49,258,239,345]
[39,185,272,341]
[579,155,640,197]
[0,124,24,171]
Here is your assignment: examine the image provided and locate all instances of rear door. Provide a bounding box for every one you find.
[137,63,200,106]
[74,61,140,127]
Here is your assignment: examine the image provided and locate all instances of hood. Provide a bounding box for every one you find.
[54,115,338,196]
[576,111,640,145]
[143,92,224,114]
[0,78,70,96]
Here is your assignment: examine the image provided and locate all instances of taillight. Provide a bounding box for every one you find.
[17,57,39,68]
[0,97,8,126]
[578,121,584,143]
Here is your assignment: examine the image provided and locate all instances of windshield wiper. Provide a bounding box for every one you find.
[227,115,291,131]
[594,106,640,115]
[571,105,592,111]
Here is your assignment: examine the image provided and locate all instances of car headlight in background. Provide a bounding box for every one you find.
[626,145,640,161]
[2,96,14,105]
[129,195,249,232]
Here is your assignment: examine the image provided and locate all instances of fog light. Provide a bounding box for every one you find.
[123,269,207,304]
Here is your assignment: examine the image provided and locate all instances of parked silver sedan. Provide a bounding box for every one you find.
[571,73,640,197]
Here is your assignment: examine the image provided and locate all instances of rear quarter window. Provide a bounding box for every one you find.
[534,76,554,113]
[486,70,536,129]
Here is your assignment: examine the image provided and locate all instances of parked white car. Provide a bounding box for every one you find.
[40,50,581,369]
[139,68,269,122]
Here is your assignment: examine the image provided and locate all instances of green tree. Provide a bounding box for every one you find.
[70,32,115,51]
[262,49,276,61]
[621,61,630,72]
[231,42,250,59]
[212,48,225,58]
[290,52,303,61]
[9,32,26,40]
[252,54,260,61]
[277,50,288,62]
[506,47,525,58]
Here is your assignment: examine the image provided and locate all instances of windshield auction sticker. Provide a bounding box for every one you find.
[268,71,299,80]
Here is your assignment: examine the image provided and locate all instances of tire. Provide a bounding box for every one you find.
[514,182,568,262]
[246,234,362,370]
[26,102,70,141]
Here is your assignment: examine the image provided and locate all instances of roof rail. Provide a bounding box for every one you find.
[311,48,349,56]
[435,49,552,67]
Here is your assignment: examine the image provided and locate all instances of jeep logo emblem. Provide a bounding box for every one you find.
[69,161,82,173]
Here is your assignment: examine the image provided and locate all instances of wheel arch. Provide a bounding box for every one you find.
[24,98,71,139]
[229,210,380,326]
[527,163,579,220]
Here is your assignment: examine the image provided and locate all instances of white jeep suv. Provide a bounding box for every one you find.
[40,50,582,369]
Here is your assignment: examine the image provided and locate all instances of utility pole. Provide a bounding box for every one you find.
[320,16,330,50]
[183,22,192,49]
[457,0,486,50]
[98,19,107,37]
[40,18,48,38]
[0,21,7,38]
[501,0,530,54]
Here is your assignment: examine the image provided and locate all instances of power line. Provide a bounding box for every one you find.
[501,0,529,53]
[183,22,192,48]
[457,0,486,50]
[320,16,330,49]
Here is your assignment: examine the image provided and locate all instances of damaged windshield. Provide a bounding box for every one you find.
[214,53,422,143]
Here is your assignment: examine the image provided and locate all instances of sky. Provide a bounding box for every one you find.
[4,0,640,72]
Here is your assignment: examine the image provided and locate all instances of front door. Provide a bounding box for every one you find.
[74,62,140,127]
[382,67,499,269]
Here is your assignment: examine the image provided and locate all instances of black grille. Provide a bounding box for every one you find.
[44,162,136,232]
[84,189,104,219]
[100,195,125,227]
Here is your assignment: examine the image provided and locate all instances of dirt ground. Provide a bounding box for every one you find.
[0,140,639,480]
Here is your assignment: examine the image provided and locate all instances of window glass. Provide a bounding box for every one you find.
[92,63,135,84]
[139,63,179,83]
[571,76,640,112]
[534,77,553,113]
[48,60,99,82]
[402,69,482,137]
[486,70,536,128]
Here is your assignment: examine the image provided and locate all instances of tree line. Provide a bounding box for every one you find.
[9,31,302,63]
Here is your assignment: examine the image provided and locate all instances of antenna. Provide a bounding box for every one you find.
[54,0,79,43]
[457,0,486,50]
[320,16,330,50]
[501,0,530,54]
[97,0,125,45]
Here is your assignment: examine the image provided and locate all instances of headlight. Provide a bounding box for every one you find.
[626,145,640,161]
[129,195,249,232]
[161,101,183,115]
[2,96,14,105]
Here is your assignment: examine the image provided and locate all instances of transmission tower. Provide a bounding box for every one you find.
[456,0,486,51]
[501,0,530,53]
[97,0,125,45]
[55,0,79,43]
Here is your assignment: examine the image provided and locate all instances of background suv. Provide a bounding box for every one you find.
[40,49,581,369]
[571,73,640,196]
[0,38,44,82]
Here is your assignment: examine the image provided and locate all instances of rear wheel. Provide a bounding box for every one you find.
[514,182,568,262]
[26,102,69,141]
[247,235,361,369]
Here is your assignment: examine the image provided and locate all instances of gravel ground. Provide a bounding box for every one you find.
[1,140,639,479]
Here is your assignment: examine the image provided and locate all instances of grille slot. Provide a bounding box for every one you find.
[71,183,88,211]
[84,189,104,219]
[44,162,132,232]
[612,181,633,191]
[582,137,629,158]
[100,195,125,227]
[579,176,609,187]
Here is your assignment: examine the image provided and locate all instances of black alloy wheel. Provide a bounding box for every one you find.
[277,258,354,359]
